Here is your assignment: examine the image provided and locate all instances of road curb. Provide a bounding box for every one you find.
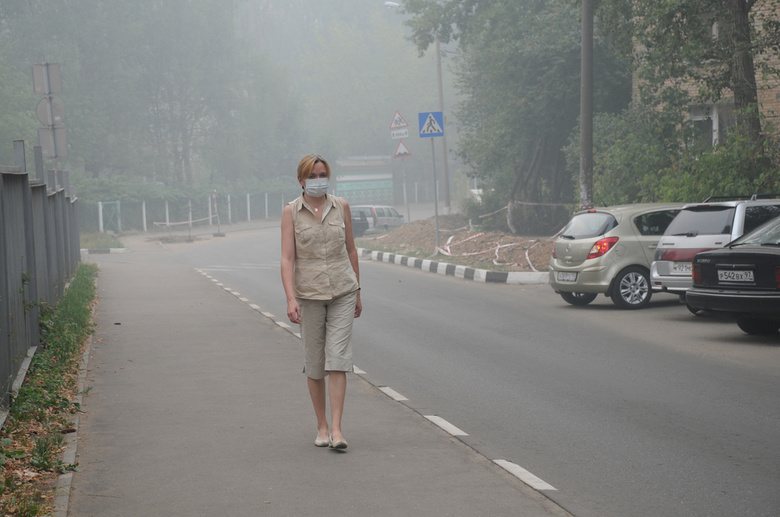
[357,248,549,284]
[80,248,130,254]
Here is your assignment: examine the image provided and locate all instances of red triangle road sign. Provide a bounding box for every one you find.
[390,110,409,129]
[394,140,412,159]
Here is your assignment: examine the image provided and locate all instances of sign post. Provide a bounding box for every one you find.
[390,111,412,222]
[418,111,444,249]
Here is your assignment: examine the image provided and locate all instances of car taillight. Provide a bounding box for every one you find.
[692,264,702,286]
[776,267,780,289]
[655,248,713,262]
[587,237,619,259]
[552,244,557,259]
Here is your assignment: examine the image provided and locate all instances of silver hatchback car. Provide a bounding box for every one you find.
[549,203,684,309]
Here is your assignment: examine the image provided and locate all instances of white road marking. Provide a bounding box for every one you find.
[424,415,468,436]
[493,459,557,491]
[199,264,276,271]
[379,387,409,401]
[196,269,558,499]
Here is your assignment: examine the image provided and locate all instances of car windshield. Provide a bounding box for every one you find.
[730,216,780,246]
[560,212,617,239]
[664,206,735,236]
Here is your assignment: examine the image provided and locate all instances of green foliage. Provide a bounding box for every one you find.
[403,0,631,233]
[10,263,96,426]
[0,0,305,187]
[0,439,26,467]
[575,104,780,206]
[1,263,96,514]
[655,131,780,202]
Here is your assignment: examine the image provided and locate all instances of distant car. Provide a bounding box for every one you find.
[351,205,405,233]
[651,196,780,301]
[548,203,684,309]
[351,209,369,237]
[686,216,780,335]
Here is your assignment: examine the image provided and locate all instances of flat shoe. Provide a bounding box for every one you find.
[329,435,348,449]
[314,436,330,447]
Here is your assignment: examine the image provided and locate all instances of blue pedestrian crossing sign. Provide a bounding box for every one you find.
[418,111,444,138]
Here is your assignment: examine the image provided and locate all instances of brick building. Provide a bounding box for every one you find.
[632,1,780,146]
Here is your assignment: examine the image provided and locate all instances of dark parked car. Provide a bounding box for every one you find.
[686,216,780,335]
[351,209,369,237]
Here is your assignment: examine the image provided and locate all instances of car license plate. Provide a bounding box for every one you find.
[557,272,577,282]
[717,270,754,282]
[671,262,692,275]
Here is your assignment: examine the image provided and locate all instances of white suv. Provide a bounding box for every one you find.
[651,196,780,299]
[351,205,405,233]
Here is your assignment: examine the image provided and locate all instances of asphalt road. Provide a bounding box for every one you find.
[176,224,780,517]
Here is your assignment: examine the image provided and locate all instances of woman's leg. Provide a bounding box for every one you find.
[328,371,347,442]
[323,292,355,444]
[307,376,329,441]
[300,298,329,442]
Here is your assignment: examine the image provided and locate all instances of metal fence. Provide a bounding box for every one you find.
[1,141,79,410]
[80,190,300,234]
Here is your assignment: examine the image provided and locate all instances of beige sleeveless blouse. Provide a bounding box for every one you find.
[290,194,359,300]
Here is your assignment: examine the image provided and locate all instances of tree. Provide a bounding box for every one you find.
[401,0,631,233]
[0,0,306,188]
[627,0,780,168]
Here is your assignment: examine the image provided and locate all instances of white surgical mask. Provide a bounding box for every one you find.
[304,177,329,197]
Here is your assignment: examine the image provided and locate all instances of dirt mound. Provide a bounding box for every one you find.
[357,214,554,272]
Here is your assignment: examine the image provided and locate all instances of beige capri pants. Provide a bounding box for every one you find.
[298,291,357,380]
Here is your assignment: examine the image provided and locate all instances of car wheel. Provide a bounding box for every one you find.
[736,318,780,335]
[610,266,652,309]
[560,292,597,306]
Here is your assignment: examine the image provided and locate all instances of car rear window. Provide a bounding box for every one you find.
[633,210,680,236]
[664,206,735,236]
[734,216,780,245]
[560,212,618,239]
[744,204,780,233]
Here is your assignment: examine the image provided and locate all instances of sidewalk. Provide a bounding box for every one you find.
[64,232,570,516]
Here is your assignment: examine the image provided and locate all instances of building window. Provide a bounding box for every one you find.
[688,104,735,147]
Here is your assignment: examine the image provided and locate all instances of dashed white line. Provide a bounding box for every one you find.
[424,415,468,436]
[197,268,557,498]
[494,460,557,491]
[379,387,409,401]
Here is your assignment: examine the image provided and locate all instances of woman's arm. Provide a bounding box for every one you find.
[280,204,301,324]
[342,200,362,318]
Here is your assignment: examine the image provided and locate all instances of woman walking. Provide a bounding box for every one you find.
[281,154,362,449]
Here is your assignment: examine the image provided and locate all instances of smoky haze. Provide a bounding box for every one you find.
[0,0,453,191]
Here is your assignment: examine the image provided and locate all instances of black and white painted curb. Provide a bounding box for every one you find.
[80,248,129,254]
[357,248,549,285]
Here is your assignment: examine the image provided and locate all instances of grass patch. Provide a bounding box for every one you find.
[79,232,124,250]
[1,262,99,516]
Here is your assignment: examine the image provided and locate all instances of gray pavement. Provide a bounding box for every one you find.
[64,229,570,516]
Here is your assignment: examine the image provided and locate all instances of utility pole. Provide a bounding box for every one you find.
[435,36,452,213]
[579,0,594,209]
